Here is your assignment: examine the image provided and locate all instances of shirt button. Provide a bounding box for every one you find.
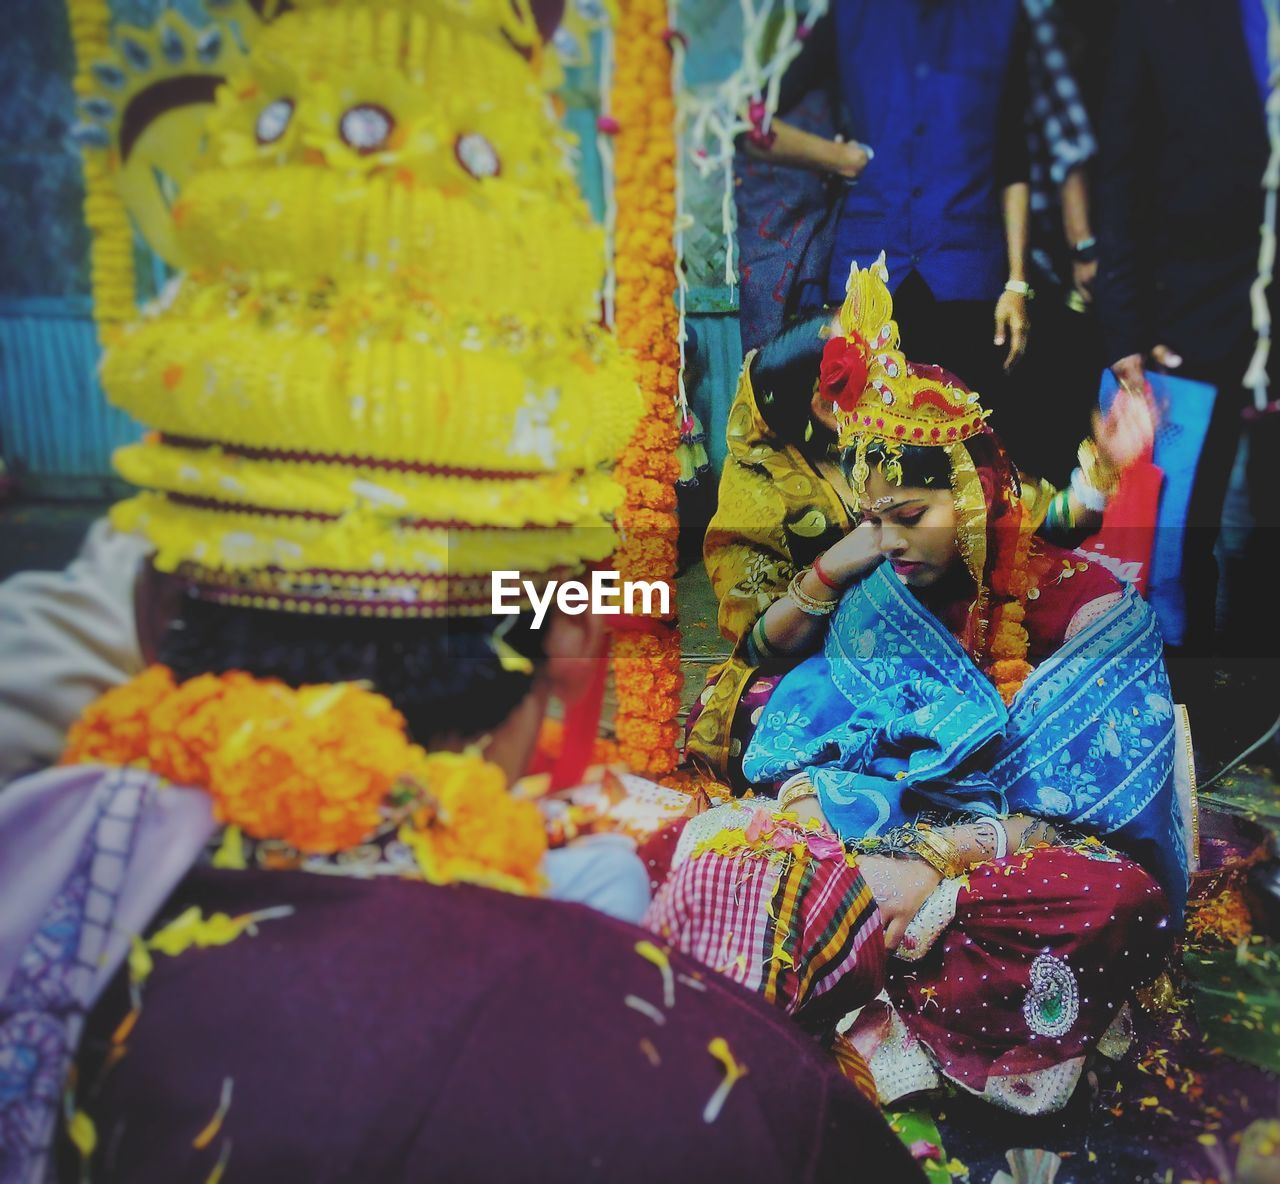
[915,62,930,79]
[914,123,926,136]
[911,186,924,198]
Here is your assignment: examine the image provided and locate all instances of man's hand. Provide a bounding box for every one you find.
[994,290,1030,372]
[1072,258,1098,306]
[1110,344,1182,397]
[823,136,871,181]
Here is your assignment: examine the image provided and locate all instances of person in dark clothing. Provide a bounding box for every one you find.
[1094,0,1280,751]
[741,1,1038,465]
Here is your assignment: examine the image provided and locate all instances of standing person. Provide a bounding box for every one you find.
[1016,0,1111,486]
[1094,0,1280,745]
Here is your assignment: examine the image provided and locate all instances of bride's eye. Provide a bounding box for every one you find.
[897,509,925,526]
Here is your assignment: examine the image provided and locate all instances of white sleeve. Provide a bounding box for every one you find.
[0,519,149,788]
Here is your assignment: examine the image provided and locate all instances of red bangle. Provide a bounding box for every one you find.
[812,553,841,591]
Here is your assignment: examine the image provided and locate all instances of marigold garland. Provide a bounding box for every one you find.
[67,0,137,336]
[63,666,547,893]
[610,0,684,774]
[979,494,1047,706]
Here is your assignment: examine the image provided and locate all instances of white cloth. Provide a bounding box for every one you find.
[0,520,148,789]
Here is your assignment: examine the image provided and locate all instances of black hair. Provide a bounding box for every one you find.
[158,597,545,745]
[748,309,833,444]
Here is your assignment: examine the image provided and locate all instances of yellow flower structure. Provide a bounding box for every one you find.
[610,0,684,774]
[72,0,642,618]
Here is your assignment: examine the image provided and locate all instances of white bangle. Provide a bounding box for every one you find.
[1070,467,1109,513]
[1004,279,1033,298]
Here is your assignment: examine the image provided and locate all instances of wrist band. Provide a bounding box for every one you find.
[977,818,1008,860]
[812,552,842,591]
[1004,279,1033,298]
[1070,467,1109,514]
[787,569,839,617]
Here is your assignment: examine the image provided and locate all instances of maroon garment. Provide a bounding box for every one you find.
[72,867,923,1183]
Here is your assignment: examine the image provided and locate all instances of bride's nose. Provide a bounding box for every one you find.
[878,526,909,556]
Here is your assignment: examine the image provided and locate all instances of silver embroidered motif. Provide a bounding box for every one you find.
[1022,953,1079,1038]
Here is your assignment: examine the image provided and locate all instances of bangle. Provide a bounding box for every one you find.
[973,818,1008,860]
[1004,279,1034,299]
[907,827,967,879]
[1077,438,1119,496]
[1044,488,1076,536]
[1070,467,1108,514]
[787,569,839,617]
[1071,236,1098,262]
[812,552,843,591]
[777,773,819,813]
[751,615,780,661]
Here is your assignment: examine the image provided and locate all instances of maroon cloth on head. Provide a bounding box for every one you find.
[73,867,923,1183]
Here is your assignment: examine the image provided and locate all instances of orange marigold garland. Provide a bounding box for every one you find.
[981,494,1051,706]
[63,667,547,893]
[610,0,684,774]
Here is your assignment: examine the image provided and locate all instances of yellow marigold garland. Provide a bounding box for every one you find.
[611,0,684,775]
[63,666,547,893]
[67,0,136,335]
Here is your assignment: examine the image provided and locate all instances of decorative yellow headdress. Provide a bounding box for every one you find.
[79,0,641,617]
[820,253,994,584]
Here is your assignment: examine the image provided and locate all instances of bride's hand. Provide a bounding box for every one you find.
[817,518,883,587]
[856,854,944,951]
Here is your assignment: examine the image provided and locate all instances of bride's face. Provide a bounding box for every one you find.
[861,464,960,588]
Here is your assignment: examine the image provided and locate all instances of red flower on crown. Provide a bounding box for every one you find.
[820,332,871,410]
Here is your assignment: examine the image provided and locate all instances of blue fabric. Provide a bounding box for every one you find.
[1096,370,1218,648]
[827,0,1020,304]
[741,565,1188,921]
[1240,0,1270,105]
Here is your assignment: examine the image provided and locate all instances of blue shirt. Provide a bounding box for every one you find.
[1239,0,1270,105]
[827,0,1025,304]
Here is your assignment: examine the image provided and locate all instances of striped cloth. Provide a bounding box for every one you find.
[644,804,885,1031]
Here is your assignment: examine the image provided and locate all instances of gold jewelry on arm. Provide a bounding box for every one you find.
[786,568,839,617]
[1077,438,1119,496]
[777,773,820,813]
[905,827,967,879]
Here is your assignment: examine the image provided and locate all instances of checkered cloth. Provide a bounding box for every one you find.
[644,805,885,1030]
[1024,0,1097,287]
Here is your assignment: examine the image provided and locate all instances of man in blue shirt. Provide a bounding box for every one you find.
[746,0,1036,464]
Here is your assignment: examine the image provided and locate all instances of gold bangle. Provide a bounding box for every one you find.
[1077,438,1119,496]
[777,774,819,813]
[908,828,967,879]
[787,569,839,617]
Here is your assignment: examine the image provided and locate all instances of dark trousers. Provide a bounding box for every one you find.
[889,272,1091,484]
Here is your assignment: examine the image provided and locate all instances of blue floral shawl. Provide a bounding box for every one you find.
[741,566,1189,921]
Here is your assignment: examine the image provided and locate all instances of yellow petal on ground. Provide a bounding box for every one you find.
[67,1110,97,1158]
[193,1078,234,1150]
[703,1037,749,1124]
[211,826,247,870]
[635,940,676,1008]
[128,935,153,986]
[204,1138,233,1184]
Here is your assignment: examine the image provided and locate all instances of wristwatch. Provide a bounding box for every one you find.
[1071,236,1098,264]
